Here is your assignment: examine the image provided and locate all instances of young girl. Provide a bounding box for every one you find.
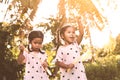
[55,23,87,80]
[17,31,49,80]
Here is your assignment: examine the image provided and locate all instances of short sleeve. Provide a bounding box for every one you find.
[43,52,48,62]
[22,50,29,63]
[41,50,47,62]
[55,46,63,62]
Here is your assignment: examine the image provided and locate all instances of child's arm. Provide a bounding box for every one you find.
[56,61,74,69]
[76,21,84,45]
[42,59,48,68]
[42,60,52,76]
[52,66,59,77]
[17,44,25,64]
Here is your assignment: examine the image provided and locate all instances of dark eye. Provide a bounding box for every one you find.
[72,31,75,33]
[68,31,71,33]
[34,42,42,44]
[34,42,37,44]
[38,42,42,44]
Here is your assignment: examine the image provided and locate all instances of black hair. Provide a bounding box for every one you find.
[28,30,44,54]
[28,30,44,43]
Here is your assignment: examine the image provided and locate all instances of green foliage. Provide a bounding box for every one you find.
[85,55,120,80]
[0,22,24,80]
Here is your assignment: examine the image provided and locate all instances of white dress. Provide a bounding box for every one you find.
[55,42,87,80]
[23,51,49,80]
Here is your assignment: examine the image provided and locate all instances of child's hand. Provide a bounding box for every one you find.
[19,44,25,52]
[42,61,48,69]
[42,61,52,76]
[66,63,74,72]
[68,63,74,69]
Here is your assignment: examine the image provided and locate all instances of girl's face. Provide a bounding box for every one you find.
[62,27,76,44]
[31,38,43,52]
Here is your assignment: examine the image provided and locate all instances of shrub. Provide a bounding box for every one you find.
[85,55,120,80]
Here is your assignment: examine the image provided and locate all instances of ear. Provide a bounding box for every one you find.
[61,34,64,39]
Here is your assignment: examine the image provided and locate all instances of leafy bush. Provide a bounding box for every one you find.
[85,55,120,80]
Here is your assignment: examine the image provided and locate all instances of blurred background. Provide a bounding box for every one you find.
[0,0,120,80]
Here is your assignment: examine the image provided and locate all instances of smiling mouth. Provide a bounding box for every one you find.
[69,37,75,41]
[70,37,75,39]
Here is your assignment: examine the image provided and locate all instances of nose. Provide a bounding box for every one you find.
[71,33,75,37]
[36,43,41,47]
[71,34,73,37]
